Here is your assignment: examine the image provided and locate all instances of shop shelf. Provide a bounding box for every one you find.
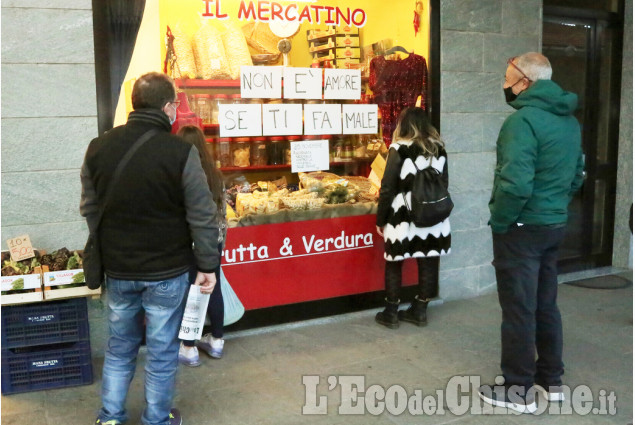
[1,341,92,394]
[1,297,89,349]
[221,164,291,172]
[175,79,240,89]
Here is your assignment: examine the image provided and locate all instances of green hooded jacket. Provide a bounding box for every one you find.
[489,79,585,234]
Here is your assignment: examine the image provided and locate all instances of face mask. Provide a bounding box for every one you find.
[503,78,524,103]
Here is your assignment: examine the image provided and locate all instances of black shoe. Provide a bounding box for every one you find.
[478,383,537,414]
[534,380,565,402]
[375,298,399,329]
[398,296,428,326]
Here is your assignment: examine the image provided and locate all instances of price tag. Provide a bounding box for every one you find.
[6,235,35,262]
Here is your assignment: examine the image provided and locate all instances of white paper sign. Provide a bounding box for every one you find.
[262,104,303,136]
[283,67,323,99]
[219,104,262,137]
[303,104,342,135]
[179,285,210,341]
[240,66,282,99]
[290,139,330,173]
[342,104,379,134]
[323,69,362,100]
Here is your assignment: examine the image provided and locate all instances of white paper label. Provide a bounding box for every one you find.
[1,274,41,291]
[262,104,304,136]
[342,104,379,134]
[290,139,330,173]
[219,104,262,137]
[323,68,362,100]
[283,67,323,99]
[303,104,342,135]
[179,285,210,341]
[43,269,84,287]
[240,66,282,99]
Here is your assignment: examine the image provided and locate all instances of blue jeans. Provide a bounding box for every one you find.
[98,270,191,425]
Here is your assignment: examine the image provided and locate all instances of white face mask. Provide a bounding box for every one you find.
[165,102,177,125]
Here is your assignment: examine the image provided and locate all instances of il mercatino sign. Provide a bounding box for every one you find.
[201,0,367,27]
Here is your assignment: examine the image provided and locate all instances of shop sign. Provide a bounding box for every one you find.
[218,103,263,136]
[283,67,322,100]
[290,139,330,173]
[202,0,367,28]
[342,104,378,135]
[240,66,282,99]
[222,215,418,309]
[323,69,362,100]
[262,104,303,136]
[303,104,342,135]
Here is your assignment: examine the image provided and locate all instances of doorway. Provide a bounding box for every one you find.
[542,3,624,272]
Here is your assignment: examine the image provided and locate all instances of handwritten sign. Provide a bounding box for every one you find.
[342,104,378,134]
[262,104,303,136]
[283,67,322,99]
[7,234,35,262]
[290,139,330,173]
[240,66,282,99]
[219,104,262,137]
[303,104,342,135]
[323,69,362,100]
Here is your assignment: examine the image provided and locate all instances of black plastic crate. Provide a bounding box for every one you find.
[1,297,89,349]
[1,340,93,394]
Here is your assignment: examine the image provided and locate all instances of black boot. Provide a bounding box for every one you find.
[398,296,429,327]
[375,298,400,329]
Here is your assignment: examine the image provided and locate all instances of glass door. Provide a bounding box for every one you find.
[543,5,624,272]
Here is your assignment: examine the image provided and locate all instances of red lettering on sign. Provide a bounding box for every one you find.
[238,0,257,20]
[310,5,325,24]
[258,0,271,21]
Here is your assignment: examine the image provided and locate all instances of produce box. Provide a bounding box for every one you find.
[1,263,44,306]
[43,269,85,287]
[1,340,93,394]
[1,297,90,349]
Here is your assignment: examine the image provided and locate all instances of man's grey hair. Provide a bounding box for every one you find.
[516,52,552,81]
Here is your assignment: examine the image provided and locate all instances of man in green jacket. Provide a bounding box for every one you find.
[479,52,585,413]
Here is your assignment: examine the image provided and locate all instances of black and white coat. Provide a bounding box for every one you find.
[376,140,452,261]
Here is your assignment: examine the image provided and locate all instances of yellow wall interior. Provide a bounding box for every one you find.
[115,0,430,125]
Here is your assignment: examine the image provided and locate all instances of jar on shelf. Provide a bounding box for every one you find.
[333,136,346,162]
[267,136,286,165]
[353,135,367,158]
[230,93,245,104]
[251,137,268,166]
[211,94,229,125]
[342,136,354,161]
[217,137,232,168]
[192,94,212,124]
[286,136,302,164]
[232,137,251,167]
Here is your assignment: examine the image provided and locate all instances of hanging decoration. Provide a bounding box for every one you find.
[413,0,423,36]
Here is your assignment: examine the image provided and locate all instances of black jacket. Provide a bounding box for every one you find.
[80,109,220,280]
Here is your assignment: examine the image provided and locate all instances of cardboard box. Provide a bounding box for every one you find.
[44,285,101,301]
[1,273,42,291]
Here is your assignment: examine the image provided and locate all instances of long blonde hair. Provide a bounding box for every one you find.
[392,107,444,157]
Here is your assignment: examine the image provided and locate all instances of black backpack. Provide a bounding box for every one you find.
[403,159,454,227]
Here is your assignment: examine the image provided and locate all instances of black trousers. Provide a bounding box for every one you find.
[385,256,439,302]
[492,224,566,389]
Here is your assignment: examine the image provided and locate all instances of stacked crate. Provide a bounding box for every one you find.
[1,297,93,394]
[307,25,361,68]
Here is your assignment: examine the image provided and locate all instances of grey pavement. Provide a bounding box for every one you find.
[1,270,632,425]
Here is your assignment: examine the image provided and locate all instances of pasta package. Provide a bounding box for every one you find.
[241,21,282,54]
[193,21,231,80]
[221,25,253,80]
[171,24,197,79]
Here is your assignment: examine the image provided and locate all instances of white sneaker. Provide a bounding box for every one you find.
[178,342,201,367]
[198,334,224,359]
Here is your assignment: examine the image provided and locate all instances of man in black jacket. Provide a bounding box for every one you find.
[81,72,220,425]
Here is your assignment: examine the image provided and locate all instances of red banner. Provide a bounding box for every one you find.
[223,214,416,310]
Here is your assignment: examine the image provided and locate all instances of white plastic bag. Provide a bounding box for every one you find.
[179,285,210,340]
[220,267,244,326]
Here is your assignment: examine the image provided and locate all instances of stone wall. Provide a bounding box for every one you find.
[1,0,97,251]
[613,0,633,268]
[438,0,542,300]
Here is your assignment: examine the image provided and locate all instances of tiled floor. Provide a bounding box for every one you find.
[1,271,632,425]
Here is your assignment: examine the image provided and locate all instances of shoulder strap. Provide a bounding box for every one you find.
[91,128,159,234]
